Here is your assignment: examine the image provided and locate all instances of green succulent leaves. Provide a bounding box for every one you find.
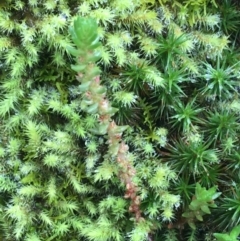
[190,184,221,211]
[182,183,221,229]
[214,225,240,241]
[67,17,102,69]
[69,17,101,50]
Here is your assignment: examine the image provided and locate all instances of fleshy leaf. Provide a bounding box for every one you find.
[71,64,87,72]
[200,205,211,214]
[213,233,233,241]
[230,225,240,239]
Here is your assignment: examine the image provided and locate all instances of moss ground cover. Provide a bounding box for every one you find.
[0,0,240,240]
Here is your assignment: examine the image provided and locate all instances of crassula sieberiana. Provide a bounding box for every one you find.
[68,16,143,221]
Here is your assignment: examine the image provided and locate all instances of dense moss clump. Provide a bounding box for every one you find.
[0,0,240,240]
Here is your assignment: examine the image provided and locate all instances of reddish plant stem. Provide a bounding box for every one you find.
[81,71,142,221]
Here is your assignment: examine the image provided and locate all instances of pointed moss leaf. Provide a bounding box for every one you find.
[71,64,86,72]
[213,233,233,241]
[40,211,53,226]
[201,205,211,214]
[19,185,40,197]
[230,225,240,239]
[25,233,41,241]
[86,103,98,114]
[21,173,37,184]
